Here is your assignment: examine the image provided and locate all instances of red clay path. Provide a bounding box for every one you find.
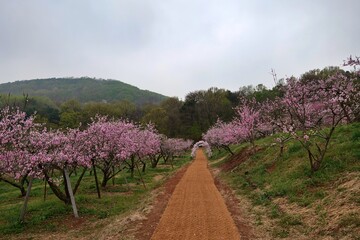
[150,149,241,240]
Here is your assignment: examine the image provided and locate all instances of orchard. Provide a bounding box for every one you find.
[0,56,359,233]
[0,110,192,221]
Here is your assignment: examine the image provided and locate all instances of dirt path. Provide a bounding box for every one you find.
[150,149,241,240]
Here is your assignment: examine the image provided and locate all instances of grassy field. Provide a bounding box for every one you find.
[210,122,360,239]
[0,156,191,237]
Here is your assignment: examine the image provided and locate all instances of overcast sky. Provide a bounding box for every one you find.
[0,0,359,98]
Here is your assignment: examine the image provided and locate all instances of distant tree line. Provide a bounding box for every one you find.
[1,66,357,140]
[0,85,280,139]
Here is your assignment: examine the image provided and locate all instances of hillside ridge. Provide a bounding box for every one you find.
[0,77,167,105]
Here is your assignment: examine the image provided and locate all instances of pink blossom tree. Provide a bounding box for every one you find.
[159,137,192,167]
[261,99,293,156]
[127,124,161,173]
[149,135,167,168]
[281,59,360,171]
[84,117,138,188]
[203,120,240,155]
[26,128,92,204]
[233,98,270,147]
[0,107,38,196]
[148,136,191,168]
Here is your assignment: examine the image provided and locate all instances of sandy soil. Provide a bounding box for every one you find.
[150,149,241,240]
[133,165,189,240]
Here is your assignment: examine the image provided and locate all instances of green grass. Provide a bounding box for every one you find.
[339,212,360,228]
[214,122,360,238]
[0,156,190,236]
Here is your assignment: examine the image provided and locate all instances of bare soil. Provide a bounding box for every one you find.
[212,171,254,240]
[150,149,240,240]
[133,165,189,239]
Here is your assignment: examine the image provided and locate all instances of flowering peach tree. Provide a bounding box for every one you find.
[0,107,38,196]
[280,61,360,171]
[203,120,239,155]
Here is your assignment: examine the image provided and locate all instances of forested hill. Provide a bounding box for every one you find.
[0,77,167,105]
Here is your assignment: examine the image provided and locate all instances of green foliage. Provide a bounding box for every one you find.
[272,227,289,238]
[159,97,183,137]
[237,83,284,102]
[177,88,235,140]
[0,94,60,127]
[0,77,167,106]
[338,212,360,228]
[279,214,303,226]
[141,105,169,133]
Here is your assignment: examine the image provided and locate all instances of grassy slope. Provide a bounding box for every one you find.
[210,123,360,239]
[0,156,190,238]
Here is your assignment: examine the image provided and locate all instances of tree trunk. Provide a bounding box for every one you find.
[43,180,47,201]
[19,177,33,223]
[170,155,174,169]
[101,172,110,188]
[112,166,115,186]
[63,170,71,200]
[151,155,161,168]
[0,175,27,197]
[151,159,157,168]
[43,171,70,204]
[136,162,147,190]
[222,145,234,155]
[73,168,87,195]
[279,144,284,157]
[163,155,169,164]
[64,168,79,218]
[92,160,101,198]
[130,157,135,178]
[142,161,146,172]
[311,160,322,172]
[309,128,334,172]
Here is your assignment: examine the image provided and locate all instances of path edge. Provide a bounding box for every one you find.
[134,163,191,240]
[210,165,255,240]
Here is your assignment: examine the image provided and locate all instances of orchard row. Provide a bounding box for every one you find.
[204,56,360,171]
[0,110,192,205]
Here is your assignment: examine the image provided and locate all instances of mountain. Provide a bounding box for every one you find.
[0,77,167,105]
